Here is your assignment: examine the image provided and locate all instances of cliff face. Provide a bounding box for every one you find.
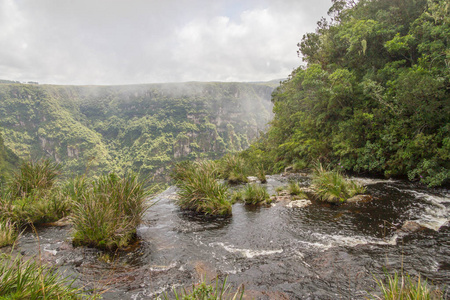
[0,131,19,183]
[0,82,274,181]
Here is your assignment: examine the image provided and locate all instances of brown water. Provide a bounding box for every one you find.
[4,175,450,299]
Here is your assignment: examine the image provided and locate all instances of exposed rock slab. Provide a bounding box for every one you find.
[287,199,312,208]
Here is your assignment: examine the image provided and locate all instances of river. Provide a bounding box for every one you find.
[5,175,450,299]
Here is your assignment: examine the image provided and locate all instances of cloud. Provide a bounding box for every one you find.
[0,0,331,85]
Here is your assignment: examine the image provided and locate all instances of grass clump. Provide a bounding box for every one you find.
[0,219,19,248]
[8,159,61,199]
[164,276,243,300]
[312,163,365,203]
[370,271,443,300]
[218,154,249,184]
[71,173,149,250]
[0,254,93,299]
[172,160,231,216]
[242,184,271,205]
[0,159,71,227]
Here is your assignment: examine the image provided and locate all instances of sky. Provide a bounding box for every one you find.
[0,0,331,85]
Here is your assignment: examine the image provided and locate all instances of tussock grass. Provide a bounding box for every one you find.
[0,254,93,299]
[0,159,71,227]
[8,159,61,199]
[370,272,443,300]
[71,173,149,250]
[0,219,19,248]
[312,162,365,203]
[164,276,244,300]
[172,160,231,216]
[242,184,270,205]
[218,154,249,184]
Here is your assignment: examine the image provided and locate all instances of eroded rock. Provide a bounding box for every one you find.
[346,194,373,203]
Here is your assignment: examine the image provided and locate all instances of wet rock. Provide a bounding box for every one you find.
[346,194,373,203]
[287,199,312,208]
[47,216,72,227]
[247,176,258,183]
[398,221,426,234]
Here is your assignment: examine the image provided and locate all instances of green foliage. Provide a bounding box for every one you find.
[312,163,365,203]
[370,271,443,300]
[164,276,244,300]
[0,159,70,226]
[0,219,18,248]
[287,182,307,198]
[245,0,449,187]
[218,154,249,184]
[0,82,274,184]
[71,173,149,250]
[8,159,61,199]
[0,132,19,184]
[0,254,93,299]
[172,160,231,216]
[242,184,271,205]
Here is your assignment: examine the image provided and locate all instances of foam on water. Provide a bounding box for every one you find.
[210,242,283,258]
[404,190,449,231]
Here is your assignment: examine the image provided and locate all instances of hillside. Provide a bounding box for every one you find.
[0,82,274,182]
[244,0,449,187]
[0,131,19,183]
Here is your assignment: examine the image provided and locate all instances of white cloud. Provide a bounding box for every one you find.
[0,0,331,85]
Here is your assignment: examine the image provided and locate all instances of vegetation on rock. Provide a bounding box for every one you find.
[172,160,231,216]
[71,173,149,250]
[242,184,271,205]
[0,254,95,299]
[312,163,365,203]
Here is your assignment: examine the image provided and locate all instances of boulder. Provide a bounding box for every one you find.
[398,221,425,234]
[346,194,373,203]
[287,199,312,208]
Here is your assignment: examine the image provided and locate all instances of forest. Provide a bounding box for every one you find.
[0,81,274,184]
[243,0,449,187]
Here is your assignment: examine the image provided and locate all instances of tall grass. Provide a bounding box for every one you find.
[71,173,149,250]
[164,276,244,300]
[0,159,70,227]
[172,160,231,216]
[218,154,249,184]
[370,272,443,300]
[8,159,61,199]
[0,219,18,248]
[312,163,365,203]
[0,254,93,299]
[242,184,271,205]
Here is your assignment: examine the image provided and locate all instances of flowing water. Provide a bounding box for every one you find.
[4,175,450,299]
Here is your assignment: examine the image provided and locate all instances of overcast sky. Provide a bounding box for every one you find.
[0,0,331,85]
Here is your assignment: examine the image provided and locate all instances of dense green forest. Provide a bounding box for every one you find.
[0,132,19,183]
[244,0,449,187]
[0,82,274,183]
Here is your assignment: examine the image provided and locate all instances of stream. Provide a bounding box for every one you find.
[3,175,449,299]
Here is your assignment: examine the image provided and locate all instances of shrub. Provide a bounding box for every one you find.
[0,219,18,248]
[256,165,267,184]
[72,173,149,250]
[243,184,271,205]
[370,271,443,300]
[172,160,231,216]
[312,163,365,203]
[8,159,61,199]
[0,254,93,299]
[164,276,244,300]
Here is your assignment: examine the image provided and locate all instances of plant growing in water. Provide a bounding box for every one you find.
[0,254,96,299]
[218,154,249,184]
[164,276,244,300]
[243,183,271,205]
[71,173,150,250]
[370,271,443,300]
[0,219,19,248]
[172,160,231,216]
[312,163,365,203]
